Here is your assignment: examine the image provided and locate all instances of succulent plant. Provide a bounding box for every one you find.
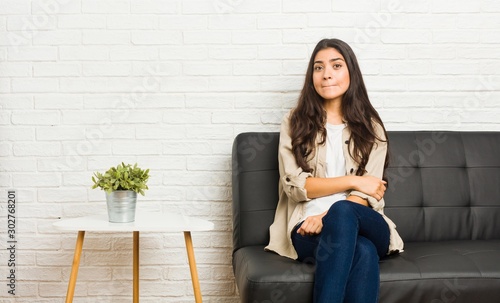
[92,162,150,196]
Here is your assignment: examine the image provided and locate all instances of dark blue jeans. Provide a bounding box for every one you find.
[291,200,390,303]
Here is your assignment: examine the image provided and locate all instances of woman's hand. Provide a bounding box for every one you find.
[297,211,327,236]
[355,175,387,201]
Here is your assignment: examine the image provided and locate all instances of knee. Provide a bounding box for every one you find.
[354,238,378,266]
[327,200,356,218]
[322,201,357,230]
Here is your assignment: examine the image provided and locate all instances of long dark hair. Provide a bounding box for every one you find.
[290,38,388,176]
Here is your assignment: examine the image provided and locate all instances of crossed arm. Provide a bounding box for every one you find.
[297,175,386,236]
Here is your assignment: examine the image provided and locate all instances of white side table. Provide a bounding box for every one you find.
[53,211,214,303]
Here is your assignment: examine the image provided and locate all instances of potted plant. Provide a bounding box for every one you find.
[92,162,150,223]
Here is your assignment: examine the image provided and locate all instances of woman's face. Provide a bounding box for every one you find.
[312,47,350,103]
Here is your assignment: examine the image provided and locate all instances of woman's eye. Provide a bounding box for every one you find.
[314,66,323,71]
[333,64,342,69]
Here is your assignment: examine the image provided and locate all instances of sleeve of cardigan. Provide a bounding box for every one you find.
[348,122,387,211]
[278,112,313,204]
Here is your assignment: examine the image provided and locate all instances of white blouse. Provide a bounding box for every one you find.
[303,123,347,219]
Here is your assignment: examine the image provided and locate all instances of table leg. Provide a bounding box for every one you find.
[133,231,139,303]
[184,231,202,303]
[66,230,85,303]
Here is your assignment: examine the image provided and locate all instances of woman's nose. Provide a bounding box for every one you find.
[323,67,333,79]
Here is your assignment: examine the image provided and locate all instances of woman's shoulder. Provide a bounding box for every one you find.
[283,108,294,120]
[344,118,385,137]
[371,119,384,130]
[280,109,295,127]
[370,118,387,141]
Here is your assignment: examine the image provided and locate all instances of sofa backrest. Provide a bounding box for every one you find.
[232,132,280,253]
[232,131,500,252]
[384,131,500,242]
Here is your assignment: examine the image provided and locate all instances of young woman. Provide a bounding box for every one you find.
[265,38,404,303]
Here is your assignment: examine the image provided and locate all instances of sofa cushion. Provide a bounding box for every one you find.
[233,246,313,303]
[233,241,500,303]
[379,240,500,302]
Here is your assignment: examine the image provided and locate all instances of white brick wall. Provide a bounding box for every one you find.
[1,0,499,302]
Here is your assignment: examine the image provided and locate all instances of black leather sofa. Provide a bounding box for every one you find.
[232,131,500,303]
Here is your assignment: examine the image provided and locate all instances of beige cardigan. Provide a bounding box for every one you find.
[265,112,404,260]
